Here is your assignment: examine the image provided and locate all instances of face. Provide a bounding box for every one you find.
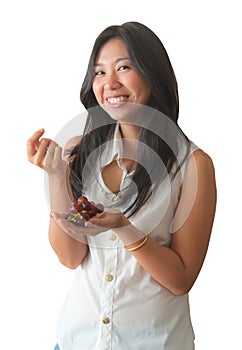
[92,37,151,121]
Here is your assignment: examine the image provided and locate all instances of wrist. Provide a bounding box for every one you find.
[118,215,130,228]
[47,173,72,213]
[113,220,146,246]
[48,172,66,182]
[124,235,148,251]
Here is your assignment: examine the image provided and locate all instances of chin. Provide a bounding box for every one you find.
[102,101,147,124]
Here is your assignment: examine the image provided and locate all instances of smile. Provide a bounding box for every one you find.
[106,95,129,104]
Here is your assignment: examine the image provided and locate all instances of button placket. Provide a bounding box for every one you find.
[96,241,118,349]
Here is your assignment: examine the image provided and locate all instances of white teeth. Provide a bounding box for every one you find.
[107,96,127,104]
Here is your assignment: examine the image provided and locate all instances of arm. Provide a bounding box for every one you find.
[49,215,88,269]
[125,150,216,295]
[27,129,88,269]
[88,149,217,295]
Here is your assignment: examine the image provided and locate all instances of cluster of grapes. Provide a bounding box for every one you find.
[65,196,104,226]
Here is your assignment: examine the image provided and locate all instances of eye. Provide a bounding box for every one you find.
[94,70,105,76]
[118,65,130,71]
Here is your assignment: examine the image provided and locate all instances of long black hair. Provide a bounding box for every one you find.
[68,21,190,217]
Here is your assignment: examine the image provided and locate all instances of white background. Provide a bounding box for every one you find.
[0,0,241,349]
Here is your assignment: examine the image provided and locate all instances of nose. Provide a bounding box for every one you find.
[104,72,121,90]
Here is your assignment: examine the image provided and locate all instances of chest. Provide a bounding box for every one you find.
[101,158,136,194]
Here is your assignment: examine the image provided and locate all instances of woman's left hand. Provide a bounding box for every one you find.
[86,209,130,229]
[51,209,130,241]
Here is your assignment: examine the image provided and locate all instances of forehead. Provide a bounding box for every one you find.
[96,38,129,63]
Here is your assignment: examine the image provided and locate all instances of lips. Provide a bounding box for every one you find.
[106,95,129,104]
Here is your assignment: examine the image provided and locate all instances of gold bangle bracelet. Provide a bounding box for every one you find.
[124,235,148,252]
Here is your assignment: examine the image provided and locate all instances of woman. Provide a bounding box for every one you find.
[27,22,217,350]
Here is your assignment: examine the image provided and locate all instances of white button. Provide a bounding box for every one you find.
[102,317,110,324]
[105,274,113,282]
[109,233,117,241]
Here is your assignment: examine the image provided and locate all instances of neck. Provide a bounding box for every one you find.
[119,122,139,140]
[118,123,140,164]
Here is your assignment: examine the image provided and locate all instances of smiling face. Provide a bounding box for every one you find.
[92,37,151,121]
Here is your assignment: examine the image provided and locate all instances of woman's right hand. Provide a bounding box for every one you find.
[27,128,66,176]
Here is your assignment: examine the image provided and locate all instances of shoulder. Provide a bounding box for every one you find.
[187,148,216,178]
[182,147,217,204]
[171,146,217,238]
[64,135,82,150]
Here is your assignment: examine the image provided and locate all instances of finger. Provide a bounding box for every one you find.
[47,140,59,153]
[51,214,77,233]
[44,141,61,163]
[84,221,97,228]
[87,214,108,228]
[51,212,66,220]
[33,138,52,167]
[50,144,63,163]
[53,145,63,161]
[51,213,89,241]
[27,128,45,160]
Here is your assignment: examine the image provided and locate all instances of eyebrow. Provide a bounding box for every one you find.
[94,57,131,67]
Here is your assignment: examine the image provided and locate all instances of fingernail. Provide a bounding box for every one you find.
[85,221,93,227]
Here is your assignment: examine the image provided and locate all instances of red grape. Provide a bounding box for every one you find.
[65,196,104,226]
[96,203,104,213]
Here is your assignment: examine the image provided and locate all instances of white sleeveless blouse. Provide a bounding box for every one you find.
[56,123,199,349]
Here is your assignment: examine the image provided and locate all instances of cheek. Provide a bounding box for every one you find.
[126,74,149,96]
[137,79,150,98]
[132,83,150,100]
